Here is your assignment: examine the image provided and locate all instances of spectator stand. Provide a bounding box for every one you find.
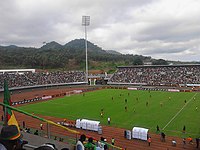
[0,70,86,91]
[108,64,200,87]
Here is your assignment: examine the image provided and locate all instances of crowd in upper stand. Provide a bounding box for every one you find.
[0,71,86,89]
[109,65,200,86]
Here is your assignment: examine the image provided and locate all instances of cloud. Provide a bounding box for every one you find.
[0,0,200,61]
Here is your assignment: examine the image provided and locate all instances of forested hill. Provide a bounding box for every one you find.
[0,39,170,72]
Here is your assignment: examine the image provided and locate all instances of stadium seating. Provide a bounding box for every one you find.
[0,71,86,89]
[109,65,200,86]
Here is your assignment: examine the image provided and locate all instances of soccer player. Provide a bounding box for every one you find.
[183,125,186,133]
[125,99,127,103]
[156,125,160,132]
[125,106,127,112]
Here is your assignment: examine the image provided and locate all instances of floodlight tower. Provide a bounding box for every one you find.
[82,16,90,83]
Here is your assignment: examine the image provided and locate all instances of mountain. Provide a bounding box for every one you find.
[0,39,172,71]
[64,39,107,54]
[6,45,19,48]
[39,39,117,55]
[106,50,121,55]
[40,41,63,50]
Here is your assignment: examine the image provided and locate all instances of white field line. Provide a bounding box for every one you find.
[162,93,197,130]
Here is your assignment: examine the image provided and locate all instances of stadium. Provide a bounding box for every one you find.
[0,64,200,150]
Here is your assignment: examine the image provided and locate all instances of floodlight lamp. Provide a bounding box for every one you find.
[82,16,90,26]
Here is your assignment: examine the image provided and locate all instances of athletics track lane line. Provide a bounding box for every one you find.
[162,93,197,130]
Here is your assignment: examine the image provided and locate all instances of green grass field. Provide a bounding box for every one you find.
[19,89,200,138]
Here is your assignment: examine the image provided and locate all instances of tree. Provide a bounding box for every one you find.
[132,57,143,65]
[152,59,168,65]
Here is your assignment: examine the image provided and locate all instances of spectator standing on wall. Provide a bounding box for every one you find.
[34,130,39,135]
[23,121,25,128]
[76,134,86,150]
[103,139,108,150]
[111,137,115,145]
[40,123,43,130]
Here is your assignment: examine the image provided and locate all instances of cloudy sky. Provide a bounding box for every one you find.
[1,0,200,61]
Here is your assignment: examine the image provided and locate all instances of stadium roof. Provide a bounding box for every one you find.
[117,64,200,68]
[0,69,35,74]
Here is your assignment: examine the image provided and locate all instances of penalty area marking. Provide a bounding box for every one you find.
[163,93,197,130]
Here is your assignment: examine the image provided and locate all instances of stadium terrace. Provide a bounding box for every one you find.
[108,64,200,87]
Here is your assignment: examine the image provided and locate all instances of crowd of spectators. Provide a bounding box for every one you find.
[0,71,86,89]
[0,124,110,150]
[109,65,200,86]
[76,134,109,150]
[1,124,199,150]
[0,124,71,150]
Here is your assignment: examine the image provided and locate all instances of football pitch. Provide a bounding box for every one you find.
[19,89,200,138]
